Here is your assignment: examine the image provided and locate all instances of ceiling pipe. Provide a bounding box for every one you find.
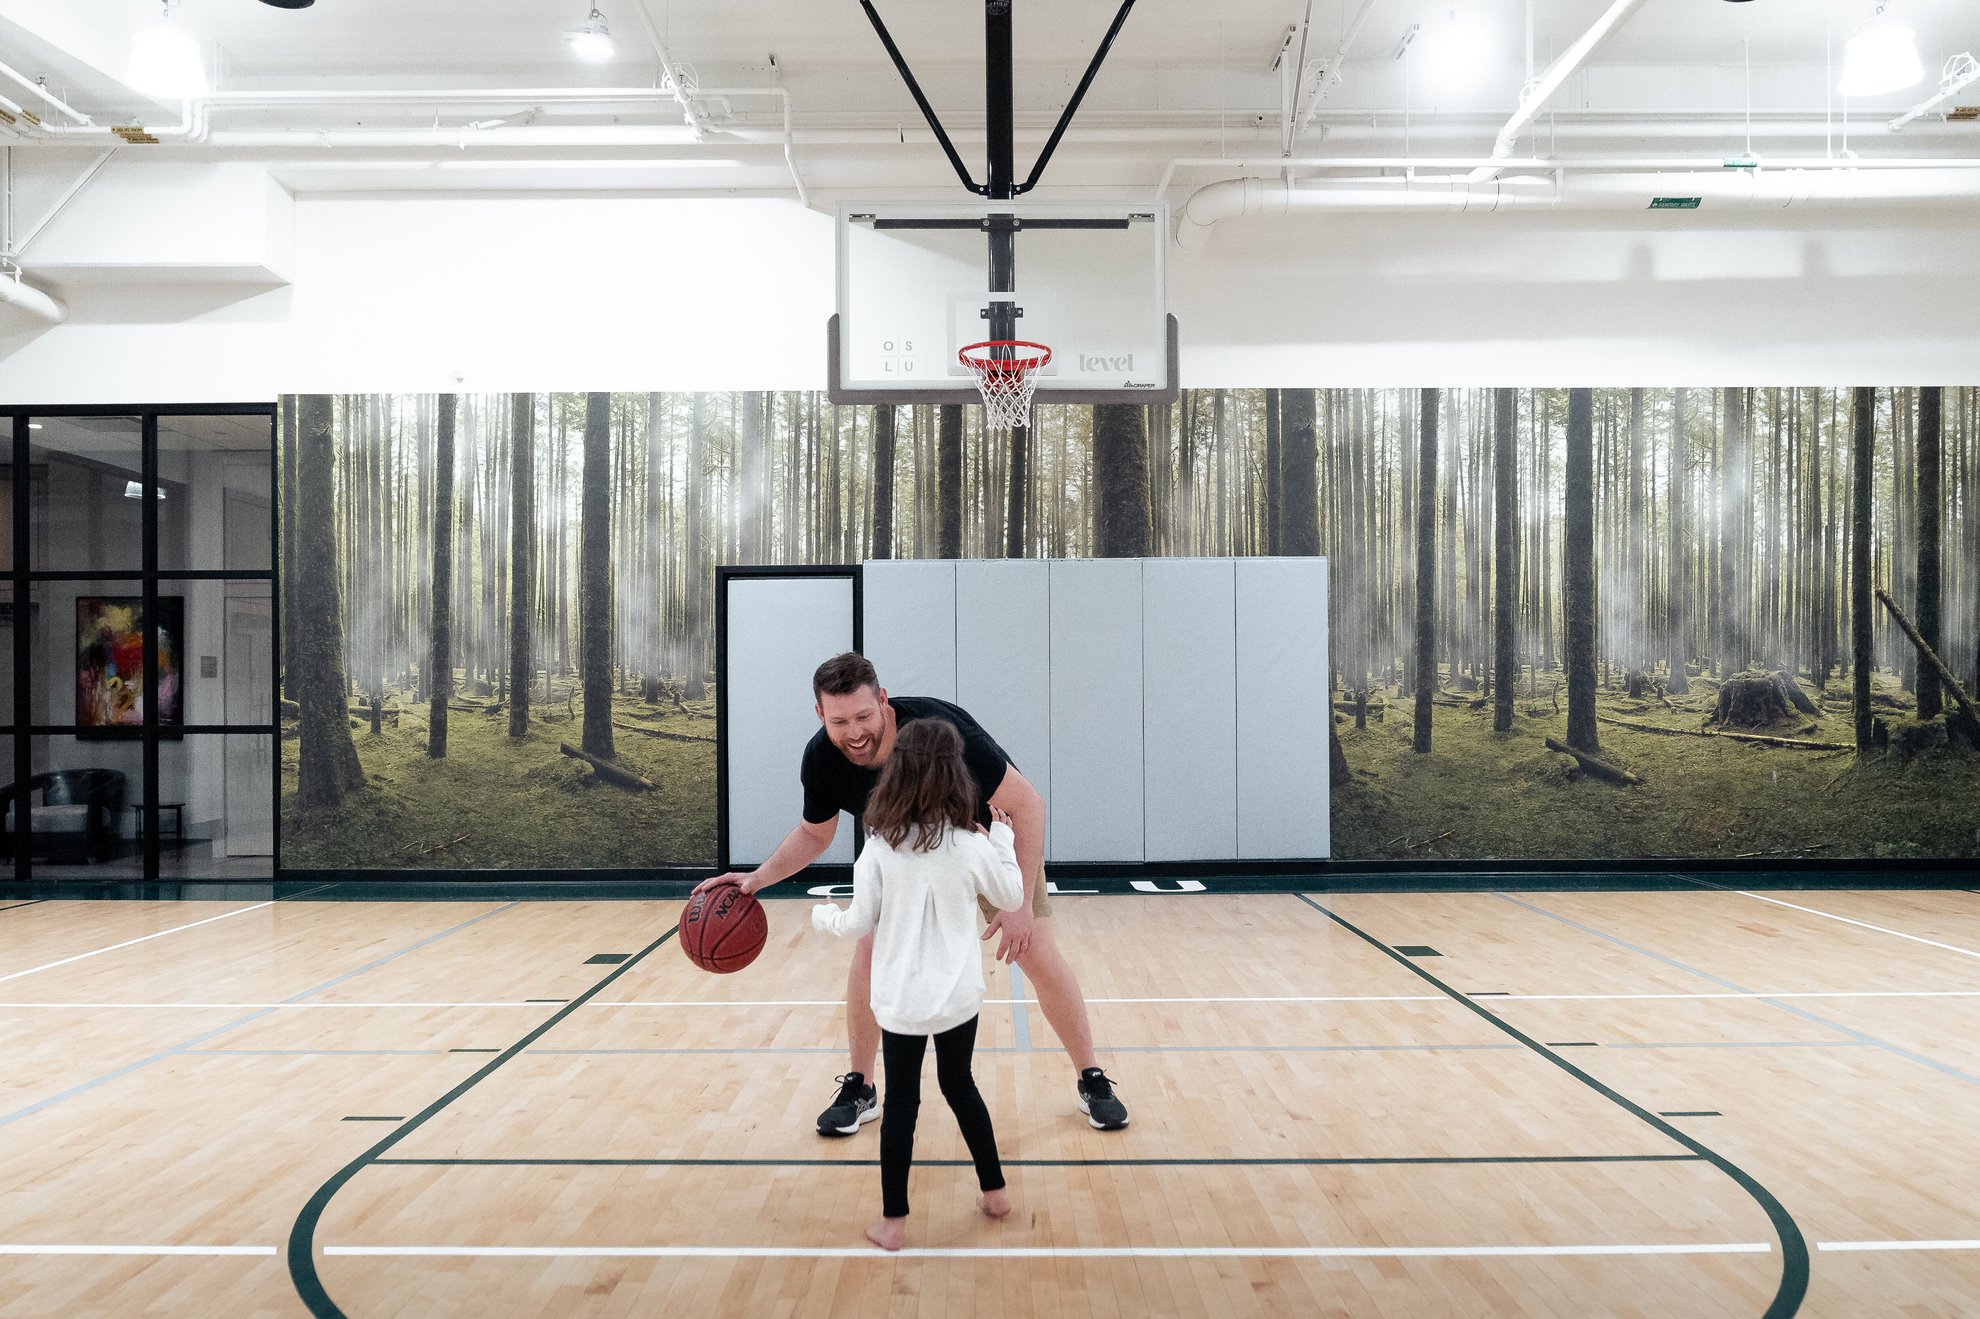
[1287,0,1381,153]
[1890,53,1980,132]
[0,59,92,126]
[1158,152,1980,202]
[628,0,705,138]
[1469,0,1648,184]
[1175,167,1980,251]
[0,271,66,322]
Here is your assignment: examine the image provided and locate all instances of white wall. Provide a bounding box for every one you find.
[1,176,1977,400]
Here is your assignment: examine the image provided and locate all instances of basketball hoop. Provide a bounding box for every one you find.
[959,340,1052,430]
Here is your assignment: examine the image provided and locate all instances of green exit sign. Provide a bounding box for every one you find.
[1650,197,1702,210]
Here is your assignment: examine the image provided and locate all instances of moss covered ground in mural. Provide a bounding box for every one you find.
[1331,669,1980,862]
[281,686,717,869]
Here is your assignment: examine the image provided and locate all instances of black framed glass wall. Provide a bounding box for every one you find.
[3,406,277,888]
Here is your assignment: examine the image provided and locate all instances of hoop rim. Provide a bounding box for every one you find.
[958,339,1054,372]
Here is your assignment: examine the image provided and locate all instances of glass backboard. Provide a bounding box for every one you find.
[830,200,1176,406]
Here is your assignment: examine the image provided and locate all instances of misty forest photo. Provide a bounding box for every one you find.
[279,386,1980,871]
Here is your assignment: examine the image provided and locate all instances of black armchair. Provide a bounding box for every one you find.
[1,769,128,863]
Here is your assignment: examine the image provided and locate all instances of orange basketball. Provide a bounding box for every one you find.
[681,885,769,974]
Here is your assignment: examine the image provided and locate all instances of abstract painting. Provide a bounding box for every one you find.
[76,596,183,733]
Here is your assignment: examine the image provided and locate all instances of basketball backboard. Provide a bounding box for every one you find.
[830,200,1176,406]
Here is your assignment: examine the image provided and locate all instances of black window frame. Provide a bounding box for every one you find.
[2,403,279,890]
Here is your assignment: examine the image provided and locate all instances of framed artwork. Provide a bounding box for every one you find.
[76,596,184,736]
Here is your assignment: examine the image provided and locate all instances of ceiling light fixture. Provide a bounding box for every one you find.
[566,8,616,64]
[126,0,208,100]
[1840,2,1924,98]
[1415,8,1487,94]
[258,0,315,8]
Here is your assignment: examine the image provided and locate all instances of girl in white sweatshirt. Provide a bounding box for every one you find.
[811,717,1026,1252]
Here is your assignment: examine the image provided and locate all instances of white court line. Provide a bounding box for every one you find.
[0,1002,557,1010]
[0,903,277,987]
[1819,1240,1980,1253]
[14,1239,1980,1259]
[1736,892,1980,963]
[0,1244,276,1257]
[7,990,1980,1011]
[324,1242,1772,1260]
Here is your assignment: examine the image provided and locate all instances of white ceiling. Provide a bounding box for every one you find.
[1,0,1977,198]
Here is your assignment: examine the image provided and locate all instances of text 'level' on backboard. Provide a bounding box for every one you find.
[830,200,1177,407]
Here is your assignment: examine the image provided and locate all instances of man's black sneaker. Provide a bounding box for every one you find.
[1076,1068,1129,1130]
[817,1072,879,1137]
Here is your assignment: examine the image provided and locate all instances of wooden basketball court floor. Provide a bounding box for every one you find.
[4,885,1980,1317]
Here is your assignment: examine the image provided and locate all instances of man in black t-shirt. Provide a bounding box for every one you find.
[696,651,1128,1136]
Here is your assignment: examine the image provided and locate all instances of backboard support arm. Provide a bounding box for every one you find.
[860,0,1143,202]
[1015,0,1139,196]
[859,0,985,195]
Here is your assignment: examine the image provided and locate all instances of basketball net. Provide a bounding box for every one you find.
[959,340,1052,431]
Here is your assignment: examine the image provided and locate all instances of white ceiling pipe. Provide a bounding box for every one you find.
[1176,168,1980,250]
[204,125,709,149]
[32,102,203,141]
[689,85,805,206]
[1890,53,1980,132]
[1469,0,1649,184]
[0,59,91,126]
[1288,0,1381,152]
[628,0,705,139]
[0,273,65,323]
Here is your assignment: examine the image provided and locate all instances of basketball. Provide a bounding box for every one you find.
[681,885,769,974]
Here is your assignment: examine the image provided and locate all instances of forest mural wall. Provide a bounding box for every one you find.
[280,387,1980,870]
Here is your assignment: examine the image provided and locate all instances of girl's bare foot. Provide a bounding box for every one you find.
[866,1216,907,1251]
[977,1188,1012,1219]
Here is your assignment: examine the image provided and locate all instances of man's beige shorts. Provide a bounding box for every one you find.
[979,881,1052,922]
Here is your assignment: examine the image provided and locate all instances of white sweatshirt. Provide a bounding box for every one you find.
[811,821,1025,1036]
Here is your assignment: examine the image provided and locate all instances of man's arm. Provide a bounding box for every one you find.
[981,766,1045,962]
[693,814,837,896]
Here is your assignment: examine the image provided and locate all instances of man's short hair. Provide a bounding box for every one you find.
[813,652,880,701]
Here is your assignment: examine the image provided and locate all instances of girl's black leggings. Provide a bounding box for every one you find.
[879,1014,1004,1219]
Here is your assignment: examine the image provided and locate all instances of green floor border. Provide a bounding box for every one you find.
[1,868,1973,902]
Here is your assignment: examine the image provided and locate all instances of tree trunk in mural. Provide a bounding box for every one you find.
[508,392,535,738]
[1564,388,1600,755]
[1493,387,1518,732]
[1852,386,1875,754]
[294,395,366,806]
[1413,388,1438,754]
[1720,387,1747,676]
[739,391,764,565]
[872,403,896,560]
[1917,385,1944,719]
[1626,387,1646,678]
[1004,422,1028,558]
[427,394,457,759]
[1281,389,1319,557]
[1666,388,1689,693]
[280,397,299,685]
[1264,388,1282,556]
[581,391,616,758]
[683,394,708,699]
[937,403,963,559]
[1092,404,1152,558]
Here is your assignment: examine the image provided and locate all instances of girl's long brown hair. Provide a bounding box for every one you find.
[864,719,977,853]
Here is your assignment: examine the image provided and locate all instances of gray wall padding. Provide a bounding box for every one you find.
[1143,559,1240,860]
[1235,558,1331,858]
[861,557,1329,864]
[723,574,857,868]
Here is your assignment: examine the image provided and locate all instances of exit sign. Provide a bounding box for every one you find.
[1649,197,1702,209]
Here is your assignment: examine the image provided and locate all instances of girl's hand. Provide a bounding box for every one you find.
[989,806,1013,830]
